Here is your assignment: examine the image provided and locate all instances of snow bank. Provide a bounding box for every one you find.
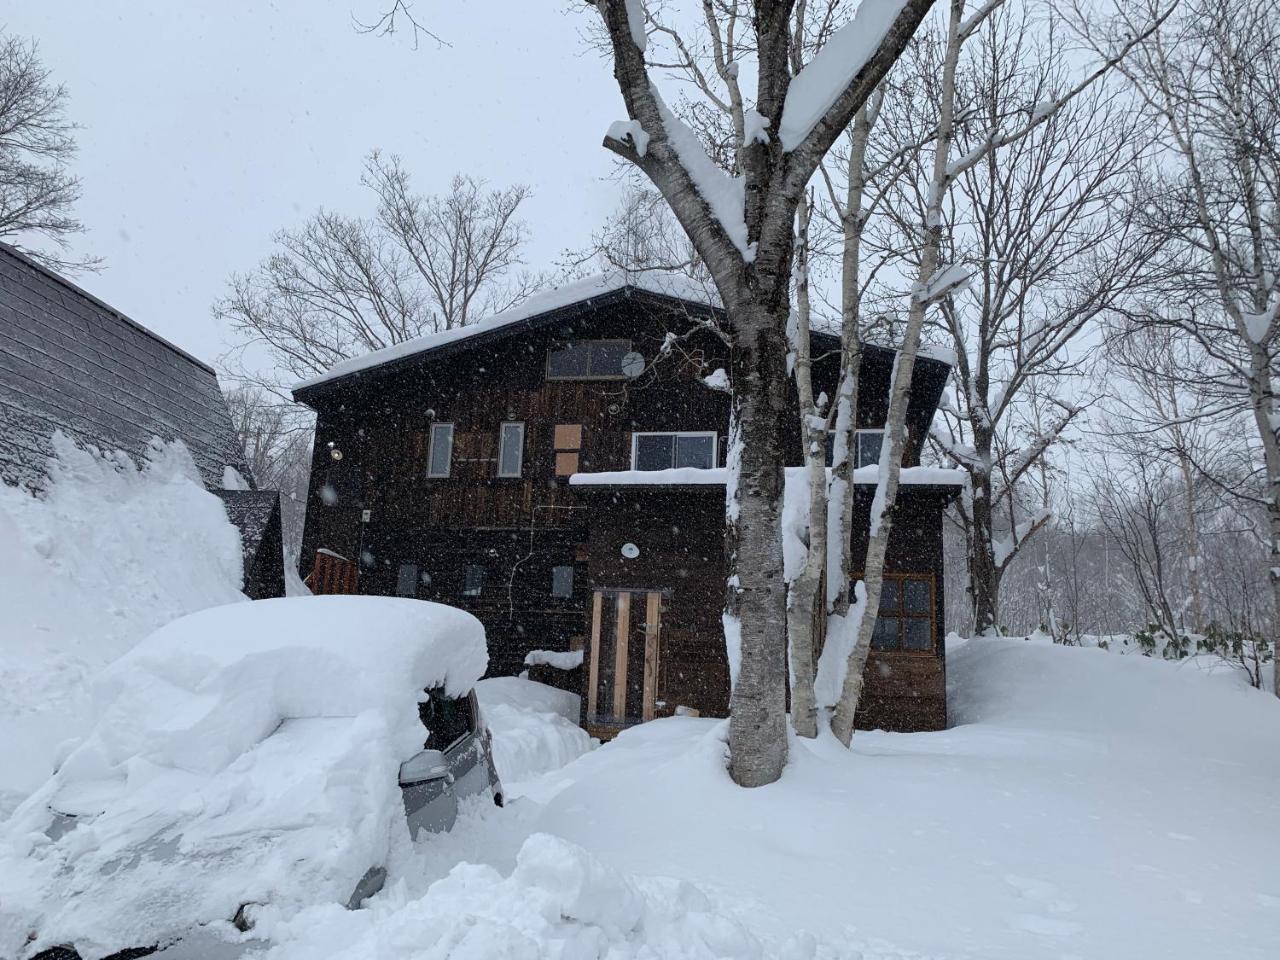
[0,434,247,802]
[255,833,831,960]
[477,677,594,792]
[530,641,1280,960]
[0,596,488,959]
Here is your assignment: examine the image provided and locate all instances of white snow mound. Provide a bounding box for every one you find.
[0,596,488,960]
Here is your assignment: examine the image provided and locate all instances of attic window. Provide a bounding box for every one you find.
[825,429,885,469]
[546,340,631,380]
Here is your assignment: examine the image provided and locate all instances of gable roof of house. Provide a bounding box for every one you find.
[291,270,955,405]
[0,242,248,491]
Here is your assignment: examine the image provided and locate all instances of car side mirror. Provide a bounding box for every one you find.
[398,749,449,786]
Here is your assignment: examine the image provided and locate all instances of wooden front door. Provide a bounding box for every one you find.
[587,589,663,730]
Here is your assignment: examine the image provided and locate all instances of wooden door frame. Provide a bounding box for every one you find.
[586,587,665,733]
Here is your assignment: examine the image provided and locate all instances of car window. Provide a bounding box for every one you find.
[417,689,474,751]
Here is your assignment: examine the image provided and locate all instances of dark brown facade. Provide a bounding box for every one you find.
[293,281,956,732]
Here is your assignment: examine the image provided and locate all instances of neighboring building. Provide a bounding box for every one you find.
[0,241,285,599]
[293,273,962,735]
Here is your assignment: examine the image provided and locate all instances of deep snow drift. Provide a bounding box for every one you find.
[0,435,248,805]
[475,677,594,794]
[0,597,490,960]
[249,637,1280,960]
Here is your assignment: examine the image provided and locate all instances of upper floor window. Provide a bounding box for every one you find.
[428,423,454,478]
[498,422,524,478]
[870,575,934,652]
[825,428,886,469]
[632,431,718,471]
[546,340,631,380]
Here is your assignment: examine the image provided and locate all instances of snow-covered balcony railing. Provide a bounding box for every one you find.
[569,466,967,487]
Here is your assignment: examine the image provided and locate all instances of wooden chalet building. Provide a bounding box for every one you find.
[0,242,285,600]
[293,273,962,734]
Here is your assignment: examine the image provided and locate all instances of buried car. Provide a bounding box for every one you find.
[0,596,502,960]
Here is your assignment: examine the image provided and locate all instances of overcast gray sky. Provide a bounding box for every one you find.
[8,1,625,366]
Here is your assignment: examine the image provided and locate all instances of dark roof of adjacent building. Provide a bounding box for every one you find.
[214,489,280,566]
[0,242,248,490]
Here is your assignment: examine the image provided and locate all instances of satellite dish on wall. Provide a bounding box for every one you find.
[621,351,645,378]
[621,542,640,559]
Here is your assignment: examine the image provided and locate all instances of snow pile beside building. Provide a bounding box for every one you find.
[0,597,488,960]
[0,434,247,803]
[477,677,594,791]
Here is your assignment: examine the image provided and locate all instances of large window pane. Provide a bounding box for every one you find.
[872,616,899,650]
[903,618,932,651]
[857,430,884,468]
[547,343,591,378]
[634,434,675,470]
[589,340,630,377]
[498,422,524,477]
[904,579,931,614]
[428,423,453,478]
[674,433,715,468]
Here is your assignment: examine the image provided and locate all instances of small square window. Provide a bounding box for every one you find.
[551,565,574,599]
[396,563,418,598]
[879,578,901,612]
[634,433,676,471]
[462,564,484,598]
[872,617,899,650]
[903,619,932,651]
[904,579,931,614]
[675,434,715,468]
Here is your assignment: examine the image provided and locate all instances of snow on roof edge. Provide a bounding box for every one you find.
[570,466,967,487]
[293,271,722,394]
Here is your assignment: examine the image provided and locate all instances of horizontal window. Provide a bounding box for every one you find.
[546,340,632,380]
[632,432,717,471]
[868,574,934,653]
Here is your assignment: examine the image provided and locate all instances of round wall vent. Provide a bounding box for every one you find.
[621,542,640,559]
[621,351,646,378]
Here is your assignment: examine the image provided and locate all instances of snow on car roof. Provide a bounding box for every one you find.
[90,595,488,776]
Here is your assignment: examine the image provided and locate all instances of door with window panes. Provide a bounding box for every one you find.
[870,574,935,652]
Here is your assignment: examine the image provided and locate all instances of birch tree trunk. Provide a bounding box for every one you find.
[830,0,966,747]
[787,194,824,739]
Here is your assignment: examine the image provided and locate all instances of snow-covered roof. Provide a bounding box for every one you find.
[569,466,967,487]
[293,271,722,394]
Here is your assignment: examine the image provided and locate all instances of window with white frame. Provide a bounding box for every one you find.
[825,429,886,468]
[856,429,884,468]
[497,422,524,478]
[631,431,718,471]
[427,422,454,478]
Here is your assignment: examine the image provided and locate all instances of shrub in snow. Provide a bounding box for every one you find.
[0,596,489,960]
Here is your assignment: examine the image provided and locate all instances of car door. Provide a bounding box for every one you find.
[399,689,483,838]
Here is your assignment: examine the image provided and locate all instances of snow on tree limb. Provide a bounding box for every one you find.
[777,0,912,151]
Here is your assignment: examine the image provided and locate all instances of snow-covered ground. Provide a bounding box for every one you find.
[255,636,1280,960]
[0,436,248,811]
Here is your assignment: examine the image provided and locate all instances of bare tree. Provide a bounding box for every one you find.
[0,32,97,271]
[585,0,936,784]
[1075,0,1280,694]
[875,3,1161,634]
[217,154,539,399]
